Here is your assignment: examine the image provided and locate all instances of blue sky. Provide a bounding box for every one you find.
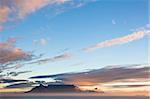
[0,0,149,80]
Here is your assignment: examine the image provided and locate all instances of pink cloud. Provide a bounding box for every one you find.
[0,6,10,23]
[85,30,150,52]
[0,38,30,64]
[14,0,53,18]
[30,64,150,86]
[0,0,70,24]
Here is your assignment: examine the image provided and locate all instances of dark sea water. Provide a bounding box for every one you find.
[1,96,149,99]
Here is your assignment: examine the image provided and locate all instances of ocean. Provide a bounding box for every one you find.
[1,96,149,99]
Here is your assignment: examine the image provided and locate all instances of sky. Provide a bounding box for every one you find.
[0,0,150,95]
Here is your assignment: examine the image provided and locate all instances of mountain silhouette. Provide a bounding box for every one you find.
[27,84,81,93]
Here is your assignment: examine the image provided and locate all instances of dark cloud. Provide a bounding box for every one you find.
[0,79,28,83]
[30,64,150,86]
[5,82,34,88]
[6,71,31,77]
[30,74,66,79]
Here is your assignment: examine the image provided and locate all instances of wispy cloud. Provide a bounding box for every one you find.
[29,53,73,64]
[6,71,31,77]
[84,30,150,52]
[68,62,85,67]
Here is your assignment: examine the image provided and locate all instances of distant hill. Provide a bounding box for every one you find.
[27,84,81,93]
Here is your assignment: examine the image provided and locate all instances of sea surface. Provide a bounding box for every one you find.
[1,96,149,99]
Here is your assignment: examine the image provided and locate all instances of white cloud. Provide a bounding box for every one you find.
[33,38,48,46]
